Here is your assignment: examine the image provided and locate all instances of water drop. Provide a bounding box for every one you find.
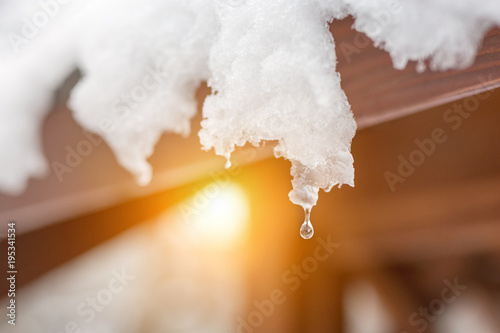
[300,208,314,239]
[225,159,232,169]
[300,220,314,239]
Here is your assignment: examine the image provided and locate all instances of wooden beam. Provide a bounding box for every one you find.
[332,17,500,128]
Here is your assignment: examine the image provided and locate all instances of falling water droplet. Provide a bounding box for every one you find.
[300,208,314,239]
[225,159,232,169]
[300,220,314,239]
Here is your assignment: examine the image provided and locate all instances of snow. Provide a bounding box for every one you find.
[344,0,500,71]
[0,0,80,195]
[437,295,497,333]
[0,206,245,333]
[69,0,216,186]
[343,281,394,333]
[199,0,355,209]
[0,0,499,210]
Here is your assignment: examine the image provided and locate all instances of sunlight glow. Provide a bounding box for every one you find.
[186,182,249,247]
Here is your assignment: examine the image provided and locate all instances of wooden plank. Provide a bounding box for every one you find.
[340,218,500,269]
[331,17,500,128]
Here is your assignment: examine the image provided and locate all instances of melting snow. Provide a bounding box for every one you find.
[0,0,499,211]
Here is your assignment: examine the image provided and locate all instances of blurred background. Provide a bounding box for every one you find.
[1,15,500,333]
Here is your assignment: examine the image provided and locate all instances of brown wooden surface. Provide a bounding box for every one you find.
[3,87,500,332]
[332,17,500,128]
